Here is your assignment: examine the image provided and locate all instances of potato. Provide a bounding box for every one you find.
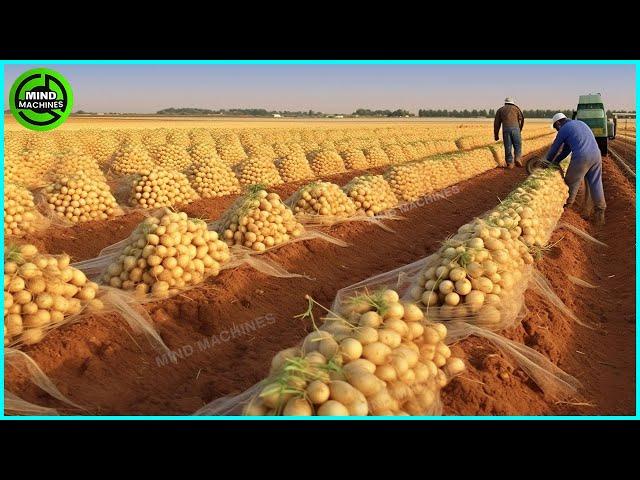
[306,381,330,404]
[362,342,392,365]
[317,400,349,416]
[283,397,313,416]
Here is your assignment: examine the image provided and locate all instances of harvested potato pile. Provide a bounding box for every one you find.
[411,168,568,329]
[363,146,391,167]
[54,150,107,183]
[216,135,248,166]
[401,143,421,162]
[383,161,430,202]
[288,182,357,218]
[275,152,315,183]
[383,144,407,164]
[101,209,230,298]
[307,150,346,177]
[129,168,199,209]
[149,144,193,172]
[189,142,221,163]
[4,184,41,237]
[5,155,43,189]
[342,175,398,216]
[245,143,277,159]
[83,135,119,165]
[217,187,304,252]
[166,130,191,147]
[4,244,102,346]
[236,157,283,187]
[43,174,122,223]
[187,157,241,198]
[244,289,465,416]
[111,143,155,175]
[339,148,369,170]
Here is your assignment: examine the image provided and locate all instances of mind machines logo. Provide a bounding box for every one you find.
[9,68,74,131]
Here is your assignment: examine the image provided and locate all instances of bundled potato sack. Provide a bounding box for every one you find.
[100,209,231,298]
[383,160,431,202]
[5,155,45,189]
[275,151,315,183]
[287,182,357,218]
[215,187,304,252]
[189,142,221,163]
[166,130,191,147]
[411,166,569,330]
[307,150,346,177]
[4,244,102,346]
[4,184,43,237]
[111,143,155,175]
[149,143,193,172]
[244,143,277,159]
[236,157,283,187]
[197,289,465,416]
[342,175,398,216]
[43,173,123,224]
[83,135,120,165]
[53,150,107,183]
[382,144,407,164]
[339,148,369,170]
[129,168,199,209]
[187,156,241,198]
[363,146,391,167]
[216,135,248,166]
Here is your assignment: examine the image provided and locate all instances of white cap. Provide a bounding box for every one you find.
[504,97,515,104]
[551,112,567,125]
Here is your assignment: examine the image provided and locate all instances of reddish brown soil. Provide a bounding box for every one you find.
[444,154,636,415]
[610,139,636,171]
[6,157,635,416]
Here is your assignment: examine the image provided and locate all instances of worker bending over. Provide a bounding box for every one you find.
[545,113,606,225]
[494,97,525,168]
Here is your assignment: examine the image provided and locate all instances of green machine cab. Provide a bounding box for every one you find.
[572,93,612,155]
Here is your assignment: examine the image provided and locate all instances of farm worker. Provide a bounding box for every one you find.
[494,97,525,169]
[545,112,606,226]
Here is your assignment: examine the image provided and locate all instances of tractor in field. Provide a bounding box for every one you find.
[572,93,613,156]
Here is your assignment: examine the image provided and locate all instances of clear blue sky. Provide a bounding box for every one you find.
[4,64,636,114]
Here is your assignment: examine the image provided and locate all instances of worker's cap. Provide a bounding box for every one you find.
[504,97,515,104]
[551,112,567,126]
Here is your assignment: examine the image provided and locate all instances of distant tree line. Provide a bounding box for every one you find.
[418,108,578,118]
[156,107,328,117]
[353,108,415,117]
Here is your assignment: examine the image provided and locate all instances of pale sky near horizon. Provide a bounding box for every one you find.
[4,64,636,114]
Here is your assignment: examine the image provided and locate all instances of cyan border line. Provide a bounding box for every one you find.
[1,62,5,417]
[1,59,638,420]
[1,60,638,65]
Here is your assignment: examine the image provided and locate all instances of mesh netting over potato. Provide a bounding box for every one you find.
[129,168,199,209]
[307,150,347,177]
[187,157,241,198]
[4,184,44,237]
[339,148,369,170]
[196,289,465,416]
[275,152,315,183]
[287,181,357,218]
[235,157,283,187]
[100,209,231,298]
[111,143,155,175]
[149,144,193,172]
[214,187,305,252]
[342,175,399,217]
[4,244,103,347]
[42,174,123,224]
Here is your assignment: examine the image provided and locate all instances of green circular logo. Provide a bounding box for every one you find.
[9,68,74,131]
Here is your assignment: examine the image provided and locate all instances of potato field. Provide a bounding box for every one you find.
[3,117,635,416]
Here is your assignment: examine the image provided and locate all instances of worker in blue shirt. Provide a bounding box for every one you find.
[545,112,606,226]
